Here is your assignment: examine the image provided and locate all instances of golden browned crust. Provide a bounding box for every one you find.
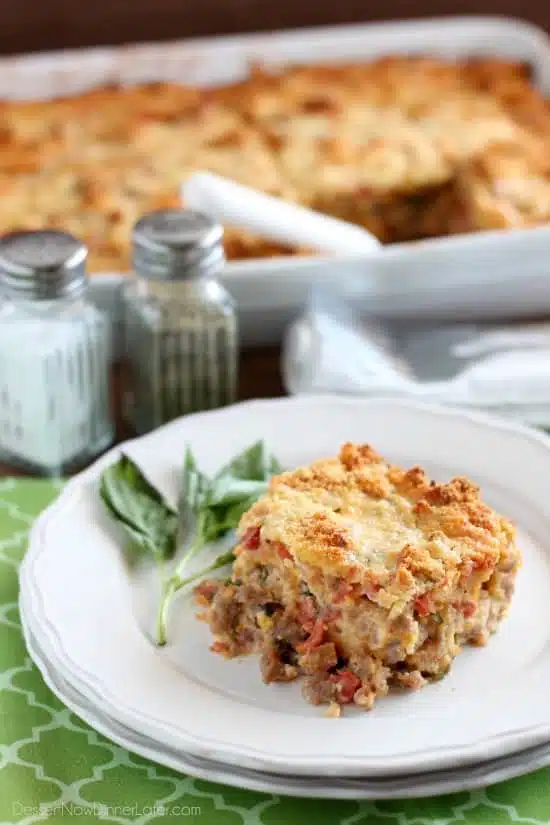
[1,56,549,270]
[238,442,517,607]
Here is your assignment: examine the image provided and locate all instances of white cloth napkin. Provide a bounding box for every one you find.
[282,288,550,427]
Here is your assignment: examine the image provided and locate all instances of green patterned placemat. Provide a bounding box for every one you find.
[1,478,550,824]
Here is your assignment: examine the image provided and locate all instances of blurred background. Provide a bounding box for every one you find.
[4,0,550,472]
[2,0,548,54]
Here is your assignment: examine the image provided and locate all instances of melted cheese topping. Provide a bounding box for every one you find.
[239,443,516,584]
[341,503,425,568]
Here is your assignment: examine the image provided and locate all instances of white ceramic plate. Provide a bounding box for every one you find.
[19,397,550,777]
[20,597,550,800]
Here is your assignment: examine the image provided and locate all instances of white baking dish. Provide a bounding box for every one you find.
[2,16,550,346]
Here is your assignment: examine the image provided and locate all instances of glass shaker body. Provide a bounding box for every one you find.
[0,294,113,475]
[0,229,113,475]
[122,209,239,435]
[122,275,238,434]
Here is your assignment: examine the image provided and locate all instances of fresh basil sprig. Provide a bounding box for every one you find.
[100,441,282,646]
[99,454,178,562]
[155,440,282,645]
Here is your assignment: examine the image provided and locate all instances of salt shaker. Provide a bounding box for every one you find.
[122,209,238,434]
[0,230,113,475]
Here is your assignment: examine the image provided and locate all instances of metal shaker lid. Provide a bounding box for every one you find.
[0,230,88,300]
[132,209,225,281]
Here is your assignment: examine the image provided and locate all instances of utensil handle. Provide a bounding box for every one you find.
[182,172,382,256]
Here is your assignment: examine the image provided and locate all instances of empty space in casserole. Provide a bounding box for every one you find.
[454,141,550,231]
[196,442,520,714]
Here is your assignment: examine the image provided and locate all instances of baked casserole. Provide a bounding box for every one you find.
[1,56,550,271]
[196,442,520,713]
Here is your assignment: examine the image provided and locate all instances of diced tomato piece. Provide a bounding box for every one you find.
[454,600,477,618]
[194,580,219,605]
[297,597,317,630]
[334,581,354,603]
[241,526,261,550]
[322,606,342,623]
[414,593,435,617]
[298,618,326,653]
[460,556,490,583]
[273,541,292,560]
[210,640,230,655]
[331,670,361,703]
[307,618,326,649]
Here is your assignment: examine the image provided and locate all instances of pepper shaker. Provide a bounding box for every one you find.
[0,230,113,475]
[122,209,238,434]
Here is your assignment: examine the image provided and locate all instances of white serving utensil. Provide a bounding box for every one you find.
[182,172,382,256]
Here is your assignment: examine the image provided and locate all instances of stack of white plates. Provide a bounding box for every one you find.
[19,396,550,799]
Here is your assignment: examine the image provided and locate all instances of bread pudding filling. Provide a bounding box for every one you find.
[196,443,520,713]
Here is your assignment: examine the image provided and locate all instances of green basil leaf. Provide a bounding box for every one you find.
[125,526,164,560]
[197,494,260,545]
[201,508,230,544]
[155,440,282,645]
[268,454,284,476]
[214,440,280,484]
[120,454,170,504]
[197,442,282,539]
[99,486,157,557]
[206,477,269,508]
[100,456,178,562]
[180,447,211,515]
[219,494,260,530]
